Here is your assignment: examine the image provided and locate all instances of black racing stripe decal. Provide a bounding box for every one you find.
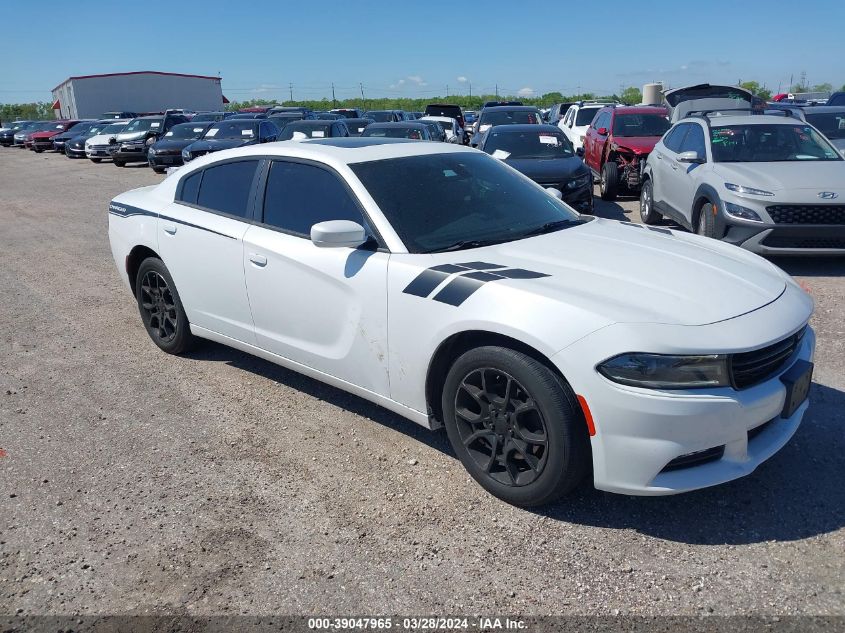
[455,261,507,270]
[403,269,453,297]
[492,268,550,280]
[431,263,469,273]
[432,274,489,306]
[108,202,156,219]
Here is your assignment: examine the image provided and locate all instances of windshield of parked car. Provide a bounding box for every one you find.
[363,111,395,122]
[332,110,358,119]
[361,126,425,139]
[351,152,583,253]
[191,113,223,122]
[710,124,842,162]
[63,122,93,135]
[164,123,209,140]
[805,112,845,140]
[81,124,106,137]
[612,114,670,137]
[484,130,575,159]
[278,123,332,140]
[204,121,257,139]
[427,119,453,131]
[100,123,128,135]
[479,110,541,127]
[575,108,600,126]
[122,118,162,133]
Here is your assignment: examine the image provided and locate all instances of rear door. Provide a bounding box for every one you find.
[242,159,390,396]
[651,123,689,211]
[158,160,260,344]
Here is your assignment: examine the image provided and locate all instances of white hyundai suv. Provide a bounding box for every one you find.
[640,112,845,255]
[108,138,814,506]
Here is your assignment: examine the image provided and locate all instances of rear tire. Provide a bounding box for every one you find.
[135,258,197,355]
[152,166,166,174]
[639,179,662,224]
[600,161,619,200]
[114,160,125,167]
[442,346,589,507]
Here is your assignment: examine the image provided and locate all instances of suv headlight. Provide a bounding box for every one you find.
[147,147,156,156]
[598,353,730,389]
[724,183,774,196]
[724,202,763,222]
[181,149,190,160]
[566,174,591,189]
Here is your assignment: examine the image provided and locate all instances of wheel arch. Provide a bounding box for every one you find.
[424,329,576,428]
[126,245,162,296]
[692,183,725,233]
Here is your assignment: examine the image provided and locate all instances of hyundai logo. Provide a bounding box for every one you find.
[818,191,839,199]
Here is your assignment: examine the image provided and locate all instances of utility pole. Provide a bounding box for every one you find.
[446,84,449,97]
[289,83,293,102]
[469,82,472,98]
[495,83,499,98]
[359,82,365,100]
[331,83,336,106]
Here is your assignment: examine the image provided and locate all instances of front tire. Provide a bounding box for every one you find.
[114,160,125,167]
[90,158,102,163]
[135,258,196,355]
[600,161,619,200]
[696,200,719,238]
[442,346,589,507]
[639,179,662,224]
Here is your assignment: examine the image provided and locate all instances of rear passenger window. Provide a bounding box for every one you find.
[262,161,364,236]
[663,124,689,153]
[178,170,202,205]
[196,160,259,218]
[680,124,707,158]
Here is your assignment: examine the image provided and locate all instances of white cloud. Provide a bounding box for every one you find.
[457,76,468,83]
[252,83,278,94]
[407,75,427,86]
[517,87,535,97]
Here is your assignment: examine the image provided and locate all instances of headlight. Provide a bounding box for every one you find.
[724,202,763,222]
[724,183,774,196]
[566,174,591,189]
[598,353,730,389]
[147,147,156,156]
[181,149,190,160]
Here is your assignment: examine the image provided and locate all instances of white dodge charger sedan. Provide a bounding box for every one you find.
[108,138,815,506]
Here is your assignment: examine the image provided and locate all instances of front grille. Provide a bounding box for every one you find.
[88,144,109,151]
[767,204,845,225]
[763,235,845,249]
[662,445,725,472]
[730,327,806,389]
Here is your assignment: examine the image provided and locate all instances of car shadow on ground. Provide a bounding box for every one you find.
[590,196,631,222]
[770,256,845,278]
[185,343,844,545]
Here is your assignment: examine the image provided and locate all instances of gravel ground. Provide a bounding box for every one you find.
[1,148,843,619]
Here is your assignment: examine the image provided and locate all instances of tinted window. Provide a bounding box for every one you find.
[709,124,840,162]
[479,110,542,126]
[196,160,259,217]
[575,108,600,126]
[612,114,670,137]
[663,124,689,152]
[483,130,574,159]
[179,170,202,205]
[805,111,845,140]
[262,161,364,236]
[680,124,707,157]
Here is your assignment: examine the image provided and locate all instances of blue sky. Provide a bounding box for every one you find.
[2,0,843,103]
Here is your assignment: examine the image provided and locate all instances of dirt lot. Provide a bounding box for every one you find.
[1,148,843,620]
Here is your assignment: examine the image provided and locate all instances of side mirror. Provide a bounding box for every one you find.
[576,147,585,158]
[677,150,704,164]
[597,127,608,136]
[545,187,563,200]
[311,220,367,248]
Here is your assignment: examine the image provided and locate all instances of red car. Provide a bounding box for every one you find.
[29,120,82,152]
[582,105,670,200]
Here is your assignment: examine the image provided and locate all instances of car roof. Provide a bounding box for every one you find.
[483,106,539,112]
[609,105,669,114]
[288,120,332,126]
[678,114,803,126]
[799,105,845,113]
[367,121,426,128]
[488,124,562,133]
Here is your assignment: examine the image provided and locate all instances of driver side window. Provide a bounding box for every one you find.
[679,124,706,159]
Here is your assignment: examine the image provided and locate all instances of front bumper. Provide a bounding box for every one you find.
[723,224,845,256]
[32,139,55,150]
[553,284,815,495]
[65,145,86,157]
[148,153,184,168]
[86,146,116,158]
[112,145,150,162]
[562,183,593,213]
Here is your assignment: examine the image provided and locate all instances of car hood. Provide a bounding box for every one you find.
[31,130,60,139]
[430,218,787,326]
[86,134,118,145]
[152,138,197,151]
[713,161,845,192]
[116,131,149,142]
[610,136,661,154]
[504,156,587,181]
[186,138,256,152]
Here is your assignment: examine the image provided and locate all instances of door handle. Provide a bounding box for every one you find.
[162,223,177,234]
[249,253,267,267]
[670,163,679,171]
[655,153,663,160]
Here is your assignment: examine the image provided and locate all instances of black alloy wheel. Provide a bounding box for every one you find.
[139,270,178,344]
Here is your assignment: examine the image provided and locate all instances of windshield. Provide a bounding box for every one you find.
[484,130,574,159]
[364,111,394,122]
[575,108,600,126]
[612,114,670,137]
[100,123,128,135]
[479,110,541,127]
[805,112,845,140]
[278,123,332,140]
[428,119,453,131]
[350,153,583,253]
[205,121,257,139]
[332,110,358,119]
[191,113,223,122]
[164,123,209,140]
[123,118,161,133]
[81,124,105,137]
[63,122,93,135]
[710,124,842,162]
[362,126,425,139]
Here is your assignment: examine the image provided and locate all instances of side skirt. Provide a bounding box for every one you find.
[190,324,433,430]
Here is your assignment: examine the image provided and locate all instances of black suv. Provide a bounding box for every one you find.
[111,112,189,167]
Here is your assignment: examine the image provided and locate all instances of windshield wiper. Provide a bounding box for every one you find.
[521,219,583,238]
[429,238,506,253]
